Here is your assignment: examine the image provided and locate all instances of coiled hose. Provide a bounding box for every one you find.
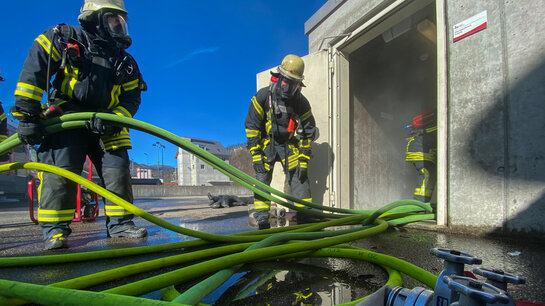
[0,113,436,305]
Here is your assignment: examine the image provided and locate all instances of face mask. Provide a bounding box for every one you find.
[277,76,300,99]
[100,11,132,49]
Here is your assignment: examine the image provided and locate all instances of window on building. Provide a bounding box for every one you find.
[200,165,205,169]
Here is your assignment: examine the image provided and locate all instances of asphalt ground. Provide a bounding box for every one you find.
[0,196,544,305]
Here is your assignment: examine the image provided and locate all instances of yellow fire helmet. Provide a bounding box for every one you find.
[80,0,127,13]
[277,54,305,82]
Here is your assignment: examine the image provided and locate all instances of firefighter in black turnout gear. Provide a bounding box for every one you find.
[11,0,147,250]
[245,55,317,229]
[0,71,9,162]
[405,110,437,202]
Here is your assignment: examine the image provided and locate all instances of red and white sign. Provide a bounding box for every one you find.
[453,10,487,42]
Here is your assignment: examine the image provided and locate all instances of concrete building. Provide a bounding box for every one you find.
[258,0,545,235]
[176,137,231,186]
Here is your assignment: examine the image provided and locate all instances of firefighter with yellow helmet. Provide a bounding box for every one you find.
[11,0,147,250]
[245,55,318,229]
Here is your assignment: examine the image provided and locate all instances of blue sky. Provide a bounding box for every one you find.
[0,1,325,167]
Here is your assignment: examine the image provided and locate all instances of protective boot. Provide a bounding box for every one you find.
[107,224,147,238]
[254,209,271,230]
[44,233,68,250]
[103,166,147,238]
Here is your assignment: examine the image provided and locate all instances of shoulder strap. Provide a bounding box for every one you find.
[56,23,75,42]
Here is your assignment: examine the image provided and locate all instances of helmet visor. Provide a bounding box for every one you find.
[279,77,301,97]
[103,12,129,37]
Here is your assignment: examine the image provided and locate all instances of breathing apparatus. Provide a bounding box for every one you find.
[78,0,132,49]
[271,54,305,100]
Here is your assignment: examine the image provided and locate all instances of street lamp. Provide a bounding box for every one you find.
[152,141,165,183]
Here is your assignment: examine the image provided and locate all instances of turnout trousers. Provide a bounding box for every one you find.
[36,128,135,239]
[253,142,312,222]
[410,160,436,202]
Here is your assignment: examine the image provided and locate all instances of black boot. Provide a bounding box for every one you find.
[44,233,68,250]
[107,224,147,238]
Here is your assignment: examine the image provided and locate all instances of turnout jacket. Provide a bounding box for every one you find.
[245,86,316,170]
[406,125,437,163]
[13,24,143,151]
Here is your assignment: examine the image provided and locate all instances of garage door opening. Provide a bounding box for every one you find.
[348,2,437,209]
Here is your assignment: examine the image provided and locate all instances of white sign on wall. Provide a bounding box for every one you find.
[453,10,488,42]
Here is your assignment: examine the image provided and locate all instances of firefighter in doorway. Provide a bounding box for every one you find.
[11,0,148,250]
[0,71,9,162]
[245,54,318,229]
[405,110,437,202]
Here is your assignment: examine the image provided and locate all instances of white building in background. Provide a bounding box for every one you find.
[175,137,231,186]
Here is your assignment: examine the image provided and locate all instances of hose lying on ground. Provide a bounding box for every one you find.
[0,113,436,305]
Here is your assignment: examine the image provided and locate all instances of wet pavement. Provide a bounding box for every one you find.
[0,196,544,305]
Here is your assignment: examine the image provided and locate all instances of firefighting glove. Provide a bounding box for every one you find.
[17,118,47,145]
[252,154,267,174]
[298,161,308,181]
[86,116,122,135]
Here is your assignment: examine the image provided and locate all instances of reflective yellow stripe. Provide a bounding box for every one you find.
[254,200,270,210]
[246,129,260,138]
[108,85,122,109]
[122,79,139,91]
[38,209,75,214]
[299,139,312,148]
[249,145,261,155]
[414,168,432,196]
[299,154,310,160]
[406,151,436,162]
[112,106,132,118]
[0,135,7,142]
[287,160,298,170]
[105,205,124,210]
[36,34,61,62]
[0,113,6,121]
[300,109,312,121]
[426,126,437,133]
[105,205,132,216]
[14,82,44,101]
[105,211,133,216]
[101,108,132,150]
[38,208,75,222]
[60,66,79,98]
[38,216,74,222]
[37,171,43,202]
[265,120,272,134]
[295,198,312,207]
[251,96,263,118]
[101,129,132,150]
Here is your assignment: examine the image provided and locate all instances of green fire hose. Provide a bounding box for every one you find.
[0,113,437,305]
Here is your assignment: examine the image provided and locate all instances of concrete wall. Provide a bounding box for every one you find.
[133,185,250,198]
[349,18,437,209]
[304,0,545,234]
[305,0,395,53]
[447,0,545,234]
